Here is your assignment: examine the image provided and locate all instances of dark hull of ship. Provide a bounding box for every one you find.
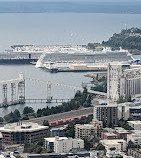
[0,58,38,64]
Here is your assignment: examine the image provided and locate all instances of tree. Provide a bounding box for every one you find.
[23,106,34,114]
[43,120,49,126]
[84,138,93,150]
[0,117,3,123]
[96,143,105,150]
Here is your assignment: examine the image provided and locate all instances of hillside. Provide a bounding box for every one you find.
[102,28,141,54]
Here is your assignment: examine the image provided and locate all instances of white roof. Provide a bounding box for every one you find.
[44,137,68,142]
[75,124,94,129]
[0,122,48,132]
[128,121,141,125]
[101,139,126,145]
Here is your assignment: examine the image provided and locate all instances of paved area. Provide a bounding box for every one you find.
[25,107,93,125]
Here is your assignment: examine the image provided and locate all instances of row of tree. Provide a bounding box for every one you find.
[0,88,93,123]
[37,88,93,117]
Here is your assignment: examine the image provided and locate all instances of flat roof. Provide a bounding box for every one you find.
[128,121,141,125]
[0,122,48,133]
[44,137,68,142]
[104,132,117,137]
[75,124,94,129]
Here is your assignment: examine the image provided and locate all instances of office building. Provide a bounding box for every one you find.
[0,122,49,144]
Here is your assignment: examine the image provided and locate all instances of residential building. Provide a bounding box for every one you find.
[0,133,3,150]
[128,149,141,158]
[127,130,141,146]
[107,63,141,101]
[75,124,94,140]
[0,122,49,144]
[113,127,131,140]
[50,127,64,137]
[100,139,127,152]
[101,132,118,140]
[44,137,84,154]
[93,102,118,128]
[128,121,141,130]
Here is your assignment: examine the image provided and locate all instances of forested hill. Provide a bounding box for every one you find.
[102,28,141,54]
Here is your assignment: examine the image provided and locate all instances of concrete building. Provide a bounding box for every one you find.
[0,122,49,144]
[127,131,141,146]
[93,102,118,128]
[75,124,94,140]
[0,133,3,150]
[44,137,84,154]
[100,139,127,152]
[128,121,141,130]
[50,127,64,137]
[113,127,131,140]
[107,63,141,101]
[101,132,118,140]
[128,149,141,158]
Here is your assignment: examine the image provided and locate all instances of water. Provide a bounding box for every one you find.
[0,65,92,116]
[0,1,141,116]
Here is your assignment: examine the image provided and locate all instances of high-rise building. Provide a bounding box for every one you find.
[107,63,141,101]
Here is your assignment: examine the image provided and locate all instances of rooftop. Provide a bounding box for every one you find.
[44,137,68,142]
[75,124,94,129]
[0,122,48,132]
[128,121,141,125]
[101,139,126,145]
[104,132,117,137]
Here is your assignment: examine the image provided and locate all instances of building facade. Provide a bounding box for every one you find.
[107,63,141,101]
[75,124,95,140]
[127,131,141,146]
[93,104,118,128]
[128,121,141,130]
[44,137,84,154]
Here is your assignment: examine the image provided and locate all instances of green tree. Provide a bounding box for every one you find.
[96,143,105,150]
[84,138,93,150]
[0,117,3,123]
[23,106,34,114]
[43,120,50,126]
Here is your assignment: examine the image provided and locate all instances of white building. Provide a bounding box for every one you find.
[100,139,127,152]
[107,63,141,101]
[128,121,141,130]
[44,137,84,154]
[127,130,141,146]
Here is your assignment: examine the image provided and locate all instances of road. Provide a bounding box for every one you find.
[25,107,93,125]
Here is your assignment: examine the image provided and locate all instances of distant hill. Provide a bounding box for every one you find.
[102,28,141,54]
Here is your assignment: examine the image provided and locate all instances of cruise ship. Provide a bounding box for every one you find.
[35,50,133,72]
[1,45,132,65]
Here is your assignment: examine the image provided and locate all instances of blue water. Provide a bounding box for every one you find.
[0,1,141,116]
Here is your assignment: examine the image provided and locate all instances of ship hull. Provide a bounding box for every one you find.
[0,59,38,64]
